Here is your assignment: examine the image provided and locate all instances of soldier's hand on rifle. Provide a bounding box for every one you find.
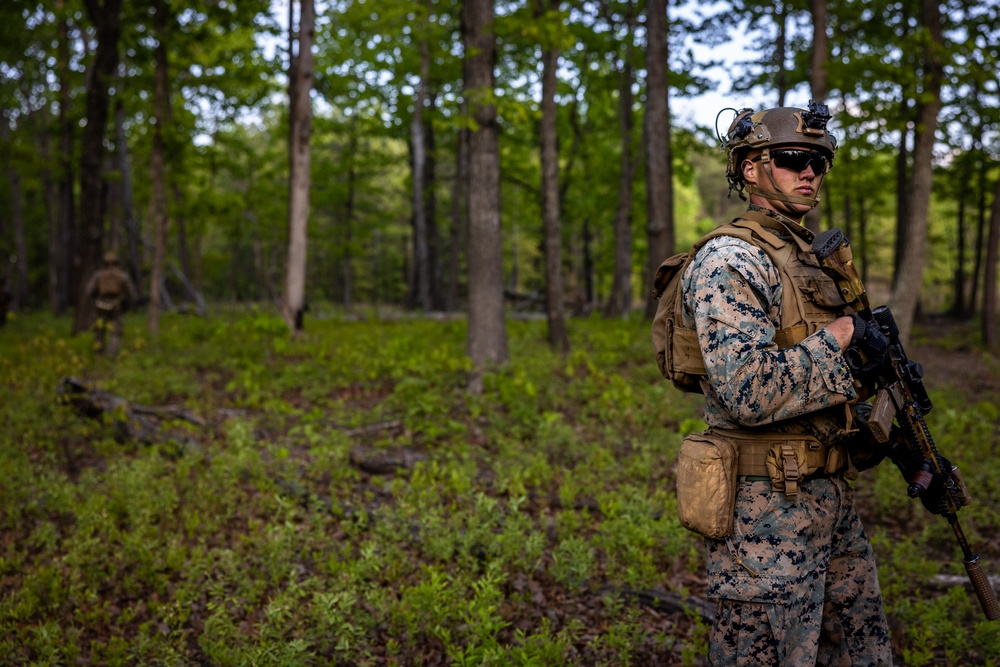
[887,433,953,515]
[845,314,889,384]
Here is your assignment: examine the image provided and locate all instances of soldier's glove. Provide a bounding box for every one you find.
[845,314,889,384]
[887,433,953,515]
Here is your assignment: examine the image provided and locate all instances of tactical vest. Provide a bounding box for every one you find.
[651,209,850,394]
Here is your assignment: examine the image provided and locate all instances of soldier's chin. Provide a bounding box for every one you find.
[774,199,813,218]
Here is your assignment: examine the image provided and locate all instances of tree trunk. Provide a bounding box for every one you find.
[892,1,913,286]
[607,3,636,319]
[983,174,1000,352]
[464,0,508,379]
[115,99,143,296]
[2,111,29,310]
[859,194,869,284]
[343,125,357,309]
[426,92,443,310]
[889,0,943,345]
[410,34,433,311]
[644,0,673,319]
[172,185,192,297]
[37,117,60,313]
[970,116,987,315]
[775,1,788,106]
[804,0,827,234]
[148,0,171,336]
[282,0,314,332]
[73,0,123,334]
[952,181,967,318]
[447,115,468,312]
[584,217,594,308]
[54,1,74,316]
[539,1,569,353]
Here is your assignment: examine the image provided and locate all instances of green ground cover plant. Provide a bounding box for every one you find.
[1,309,998,665]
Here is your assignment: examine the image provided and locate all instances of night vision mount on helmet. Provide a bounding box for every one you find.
[717,100,838,209]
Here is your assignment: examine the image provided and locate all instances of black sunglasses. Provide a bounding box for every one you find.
[761,149,830,174]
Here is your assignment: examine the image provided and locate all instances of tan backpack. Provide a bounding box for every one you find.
[651,212,820,394]
[96,269,124,299]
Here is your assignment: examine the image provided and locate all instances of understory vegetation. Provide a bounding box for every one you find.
[2,308,999,666]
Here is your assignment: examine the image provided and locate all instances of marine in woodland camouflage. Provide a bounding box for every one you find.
[85,257,138,358]
[681,227,892,665]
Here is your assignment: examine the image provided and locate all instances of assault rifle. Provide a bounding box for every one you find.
[812,228,999,621]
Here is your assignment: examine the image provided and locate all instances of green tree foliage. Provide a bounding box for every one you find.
[0,0,997,340]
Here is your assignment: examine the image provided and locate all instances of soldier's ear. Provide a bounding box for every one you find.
[742,159,758,186]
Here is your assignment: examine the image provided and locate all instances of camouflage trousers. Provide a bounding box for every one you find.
[706,477,892,667]
[94,310,124,359]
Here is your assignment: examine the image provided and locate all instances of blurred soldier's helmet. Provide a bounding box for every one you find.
[103,251,119,266]
[719,101,838,208]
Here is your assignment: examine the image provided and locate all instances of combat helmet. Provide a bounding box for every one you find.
[719,100,837,208]
[103,251,119,266]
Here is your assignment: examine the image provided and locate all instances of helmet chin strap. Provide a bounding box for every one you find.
[748,148,824,209]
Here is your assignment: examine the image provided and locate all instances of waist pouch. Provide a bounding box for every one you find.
[676,429,849,540]
[675,431,739,540]
[96,298,119,314]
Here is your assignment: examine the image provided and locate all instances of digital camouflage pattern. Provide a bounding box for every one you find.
[707,478,891,666]
[681,234,856,442]
[681,223,892,665]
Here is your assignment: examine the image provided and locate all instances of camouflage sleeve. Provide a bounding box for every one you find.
[682,236,856,427]
[84,272,99,298]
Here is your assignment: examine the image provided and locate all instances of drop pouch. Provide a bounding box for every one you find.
[676,430,739,540]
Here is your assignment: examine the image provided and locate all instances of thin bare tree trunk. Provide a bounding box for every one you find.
[464,0,508,380]
[804,0,827,234]
[148,0,171,336]
[970,105,987,315]
[343,125,357,309]
[538,0,568,352]
[984,174,1000,352]
[115,99,142,296]
[426,92,442,310]
[889,0,943,345]
[38,117,61,313]
[410,32,432,311]
[282,0,314,332]
[1,111,28,310]
[952,175,968,318]
[775,1,788,106]
[607,2,635,318]
[644,0,673,319]
[446,115,468,312]
[53,0,74,315]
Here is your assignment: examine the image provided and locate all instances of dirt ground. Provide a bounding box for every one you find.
[909,317,1000,398]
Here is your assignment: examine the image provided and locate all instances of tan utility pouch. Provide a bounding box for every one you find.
[676,431,739,540]
[763,436,844,500]
[95,298,117,314]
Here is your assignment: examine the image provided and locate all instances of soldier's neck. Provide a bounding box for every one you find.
[747,203,803,228]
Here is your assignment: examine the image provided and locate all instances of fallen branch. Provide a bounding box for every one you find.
[349,445,426,475]
[930,573,1000,591]
[596,585,716,624]
[57,376,204,445]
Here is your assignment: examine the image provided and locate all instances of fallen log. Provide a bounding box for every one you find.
[57,376,203,447]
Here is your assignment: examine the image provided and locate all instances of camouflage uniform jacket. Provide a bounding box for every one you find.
[680,213,857,444]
